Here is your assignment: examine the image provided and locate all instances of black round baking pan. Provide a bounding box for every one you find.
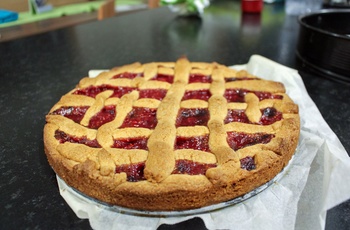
[296,10,350,83]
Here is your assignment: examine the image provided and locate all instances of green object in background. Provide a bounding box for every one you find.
[160,0,210,15]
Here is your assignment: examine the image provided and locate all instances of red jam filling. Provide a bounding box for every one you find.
[50,106,89,123]
[54,130,101,148]
[176,108,210,127]
[112,72,143,79]
[188,74,212,83]
[88,105,116,129]
[150,74,174,83]
[115,162,145,182]
[182,89,211,101]
[227,131,274,151]
[112,137,148,150]
[255,92,283,101]
[73,85,136,98]
[224,89,283,102]
[175,135,210,152]
[224,109,250,124]
[172,159,216,175]
[225,77,255,82]
[224,89,247,102]
[259,107,282,125]
[240,156,256,171]
[120,107,158,129]
[224,107,282,125]
[139,89,167,101]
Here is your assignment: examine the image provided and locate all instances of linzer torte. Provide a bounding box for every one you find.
[43,57,300,211]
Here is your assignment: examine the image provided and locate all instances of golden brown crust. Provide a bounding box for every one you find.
[43,58,300,211]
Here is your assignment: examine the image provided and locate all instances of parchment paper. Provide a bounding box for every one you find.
[57,55,350,230]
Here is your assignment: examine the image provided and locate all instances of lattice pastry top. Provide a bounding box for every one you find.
[44,57,300,211]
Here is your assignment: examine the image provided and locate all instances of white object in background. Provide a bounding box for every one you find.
[285,0,323,15]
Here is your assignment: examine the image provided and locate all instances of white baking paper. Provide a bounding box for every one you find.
[57,55,350,230]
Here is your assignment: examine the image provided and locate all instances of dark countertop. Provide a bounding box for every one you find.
[0,1,349,229]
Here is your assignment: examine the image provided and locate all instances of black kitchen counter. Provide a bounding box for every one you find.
[1,1,349,229]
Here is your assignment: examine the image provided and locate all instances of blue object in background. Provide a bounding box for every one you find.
[0,9,19,24]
